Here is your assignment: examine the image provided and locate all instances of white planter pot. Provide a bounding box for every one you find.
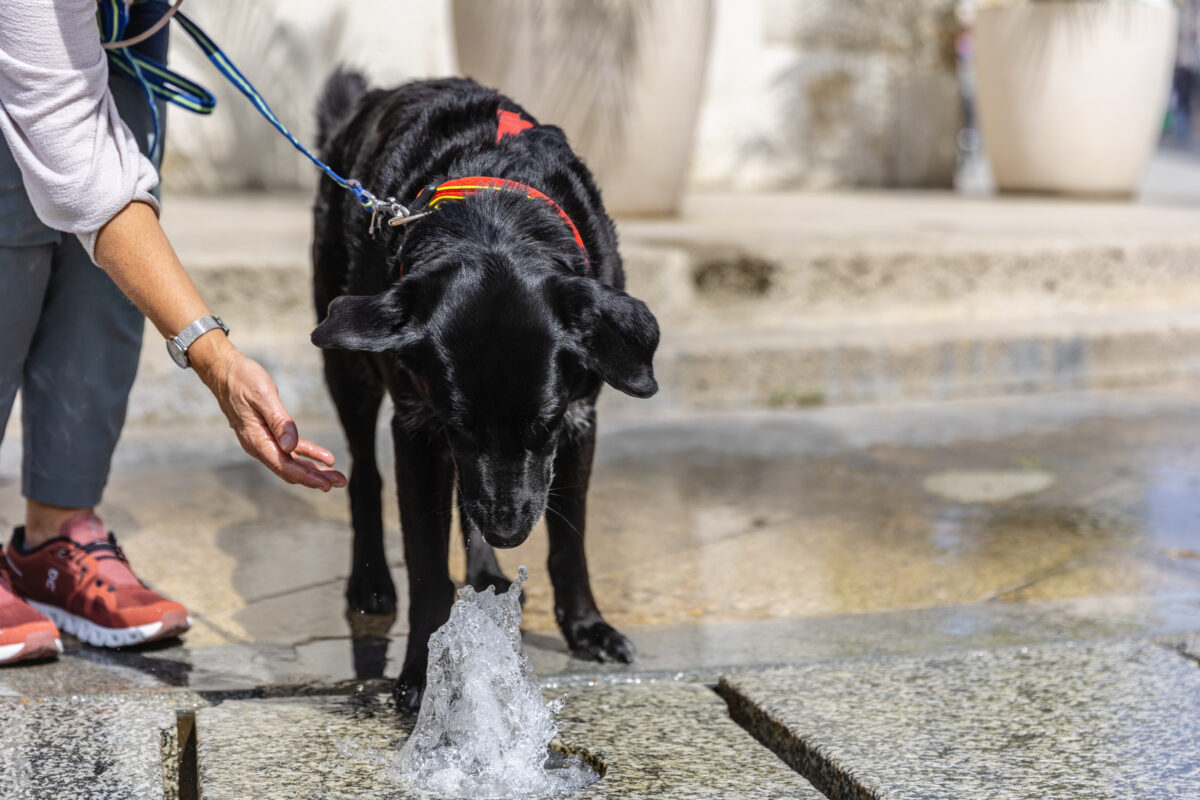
[974,0,1177,196]
[452,0,712,216]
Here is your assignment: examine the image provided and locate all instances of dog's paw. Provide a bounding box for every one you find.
[393,670,425,715]
[346,570,397,614]
[566,621,635,664]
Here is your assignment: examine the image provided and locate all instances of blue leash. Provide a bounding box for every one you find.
[97,0,391,215]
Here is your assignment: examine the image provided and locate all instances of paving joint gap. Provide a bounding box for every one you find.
[176,709,198,800]
[1169,641,1200,668]
[711,681,857,800]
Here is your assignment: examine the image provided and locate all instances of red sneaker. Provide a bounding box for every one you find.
[0,552,61,664]
[5,514,190,648]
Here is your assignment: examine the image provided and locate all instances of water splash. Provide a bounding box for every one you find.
[393,566,598,798]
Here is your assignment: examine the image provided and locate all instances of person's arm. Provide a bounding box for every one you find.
[0,1,344,491]
[94,201,346,491]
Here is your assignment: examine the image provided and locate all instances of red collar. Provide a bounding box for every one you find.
[421,177,587,255]
[406,109,588,262]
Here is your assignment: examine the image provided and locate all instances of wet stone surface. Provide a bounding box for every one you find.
[720,639,1200,800]
[3,592,1200,702]
[4,384,1200,680]
[195,684,821,799]
[5,384,1200,655]
[0,695,181,800]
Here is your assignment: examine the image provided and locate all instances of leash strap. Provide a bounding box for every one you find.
[97,0,212,161]
[96,3,583,243]
[96,0,384,212]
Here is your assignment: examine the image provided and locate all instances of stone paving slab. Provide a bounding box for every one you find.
[7,593,1200,702]
[719,639,1200,800]
[196,684,821,799]
[0,695,180,800]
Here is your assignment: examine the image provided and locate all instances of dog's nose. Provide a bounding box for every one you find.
[493,502,516,526]
[477,501,538,549]
[485,529,529,549]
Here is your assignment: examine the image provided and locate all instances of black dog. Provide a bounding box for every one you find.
[310,72,660,710]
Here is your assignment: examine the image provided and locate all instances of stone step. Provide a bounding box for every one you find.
[130,190,1200,425]
[166,192,1200,338]
[123,305,1200,426]
[637,306,1200,412]
[194,685,821,799]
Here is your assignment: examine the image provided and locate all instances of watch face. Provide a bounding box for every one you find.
[166,339,189,369]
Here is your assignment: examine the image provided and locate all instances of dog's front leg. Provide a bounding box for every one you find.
[391,416,456,712]
[546,407,634,664]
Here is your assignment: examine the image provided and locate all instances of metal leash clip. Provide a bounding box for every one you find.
[387,210,431,228]
[367,197,413,237]
[387,183,439,229]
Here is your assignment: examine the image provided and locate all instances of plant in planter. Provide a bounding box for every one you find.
[972,0,1177,195]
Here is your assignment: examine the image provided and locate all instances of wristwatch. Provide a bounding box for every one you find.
[166,315,229,369]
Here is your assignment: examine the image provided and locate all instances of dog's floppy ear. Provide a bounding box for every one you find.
[561,280,660,398]
[311,286,420,353]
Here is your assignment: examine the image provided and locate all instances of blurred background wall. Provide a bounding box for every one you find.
[691,0,958,192]
[160,0,455,193]
[161,0,1200,205]
[159,0,960,207]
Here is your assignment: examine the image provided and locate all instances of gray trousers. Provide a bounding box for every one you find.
[0,78,164,509]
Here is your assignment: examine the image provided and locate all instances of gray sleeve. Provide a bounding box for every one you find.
[0,0,160,262]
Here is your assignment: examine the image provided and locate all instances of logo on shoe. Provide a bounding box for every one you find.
[46,567,58,592]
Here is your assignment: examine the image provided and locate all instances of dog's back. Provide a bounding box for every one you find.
[313,73,623,320]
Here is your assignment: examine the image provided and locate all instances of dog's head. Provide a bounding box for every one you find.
[311,204,659,548]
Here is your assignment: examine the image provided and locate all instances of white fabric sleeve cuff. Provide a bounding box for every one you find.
[77,186,161,263]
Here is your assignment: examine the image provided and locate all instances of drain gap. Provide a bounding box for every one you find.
[1170,641,1200,668]
[176,710,198,800]
[712,681,875,800]
[548,739,608,780]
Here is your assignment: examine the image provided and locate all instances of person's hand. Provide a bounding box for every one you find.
[191,334,347,491]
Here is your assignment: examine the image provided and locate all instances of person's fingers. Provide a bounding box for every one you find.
[261,442,334,491]
[251,425,345,489]
[313,465,347,487]
[246,380,298,453]
[236,416,335,491]
[293,438,336,467]
[278,456,335,491]
[213,351,345,491]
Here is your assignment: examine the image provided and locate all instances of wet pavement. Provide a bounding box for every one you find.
[4,384,1200,798]
[721,639,1200,799]
[195,685,821,799]
[2,382,1200,689]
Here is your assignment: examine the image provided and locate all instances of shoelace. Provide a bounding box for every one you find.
[80,537,130,566]
[58,536,132,593]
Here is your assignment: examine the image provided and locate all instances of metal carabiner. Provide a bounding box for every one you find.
[388,211,431,228]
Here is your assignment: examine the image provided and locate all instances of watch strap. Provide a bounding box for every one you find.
[170,315,229,366]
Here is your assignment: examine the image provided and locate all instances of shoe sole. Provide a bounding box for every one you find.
[0,631,63,665]
[27,601,190,648]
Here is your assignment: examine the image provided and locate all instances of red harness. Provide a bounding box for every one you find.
[495,108,533,142]
[412,109,588,260]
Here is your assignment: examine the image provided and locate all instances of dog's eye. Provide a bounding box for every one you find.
[454,425,482,450]
[520,419,554,451]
